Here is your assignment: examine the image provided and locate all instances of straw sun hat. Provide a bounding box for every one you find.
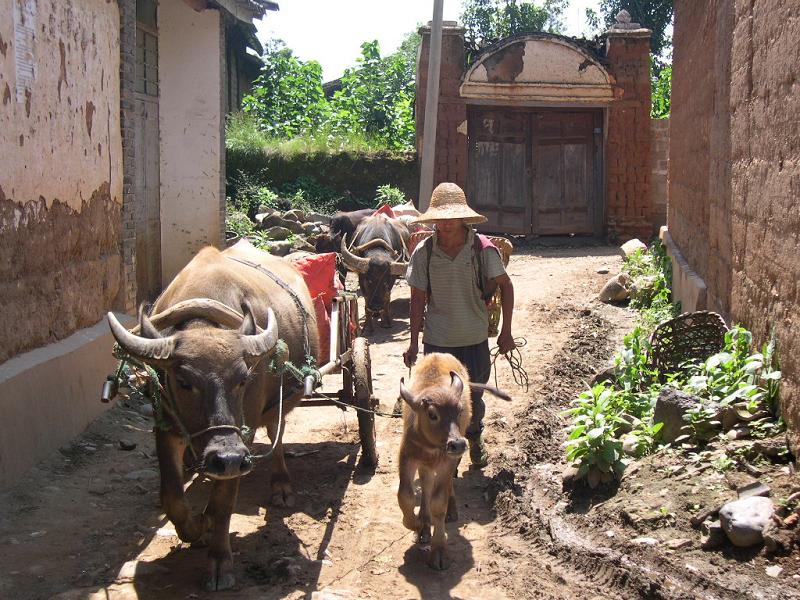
[415,182,487,225]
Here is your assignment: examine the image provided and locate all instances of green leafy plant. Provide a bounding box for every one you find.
[677,327,780,412]
[563,383,628,478]
[651,63,671,118]
[225,203,254,238]
[374,184,406,207]
[711,453,735,472]
[461,0,568,63]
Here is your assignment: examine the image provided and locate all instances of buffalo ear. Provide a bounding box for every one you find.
[239,301,258,336]
[138,304,162,340]
[399,377,419,409]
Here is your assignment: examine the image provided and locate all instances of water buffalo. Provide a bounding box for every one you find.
[340,214,409,332]
[397,353,509,570]
[313,208,376,253]
[106,239,319,591]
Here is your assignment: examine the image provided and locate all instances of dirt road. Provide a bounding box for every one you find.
[5,244,789,600]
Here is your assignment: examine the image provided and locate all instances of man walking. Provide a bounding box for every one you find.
[403,182,515,467]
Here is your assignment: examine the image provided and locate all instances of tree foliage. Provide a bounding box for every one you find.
[460,0,568,61]
[600,0,673,63]
[242,38,417,151]
[328,41,415,150]
[650,62,671,118]
[241,43,327,138]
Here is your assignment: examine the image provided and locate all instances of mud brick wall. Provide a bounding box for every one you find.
[417,24,468,195]
[728,0,800,451]
[669,1,733,314]
[671,0,800,451]
[0,0,124,364]
[605,31,653,241]
[649,118,669,229]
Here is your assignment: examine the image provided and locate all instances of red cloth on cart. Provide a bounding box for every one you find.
[374,204,396,219]
[290,252,342,364]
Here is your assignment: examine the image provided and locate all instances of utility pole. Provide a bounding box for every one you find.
[418,0,444,212]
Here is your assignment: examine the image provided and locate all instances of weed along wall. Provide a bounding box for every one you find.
[226,148,419,207]
[666,0,800,453]
[0,0,126,488]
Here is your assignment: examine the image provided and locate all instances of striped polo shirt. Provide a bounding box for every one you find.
[406,227,506,347]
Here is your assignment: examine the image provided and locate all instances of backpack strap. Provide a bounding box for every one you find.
[425,235,434,298]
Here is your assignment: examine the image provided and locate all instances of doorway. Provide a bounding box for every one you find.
[468,106,603,236]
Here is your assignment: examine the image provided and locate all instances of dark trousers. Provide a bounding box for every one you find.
[423,340,491,438]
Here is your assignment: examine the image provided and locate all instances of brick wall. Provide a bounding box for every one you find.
[649,118,669,229]
[417,24,468,195]
[605,30,653,241]
[118,0,137,313]
[671,0,800,452]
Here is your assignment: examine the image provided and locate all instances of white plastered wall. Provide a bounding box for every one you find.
[158,0,222,283]
[0,0,122,209]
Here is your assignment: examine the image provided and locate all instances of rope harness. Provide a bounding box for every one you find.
[108,257,322,470]
[490,337,529,392]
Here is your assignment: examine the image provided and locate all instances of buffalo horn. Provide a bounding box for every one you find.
[340,238,370,273]
[353,238,396,255]
[240,307,279,359]
[399,377,416,405]
[449,371,464,397]
[107,311,175,362]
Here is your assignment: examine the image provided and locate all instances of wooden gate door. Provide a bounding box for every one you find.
[531,111,601,235]
[134,0,162,303]
[468,108,530,235]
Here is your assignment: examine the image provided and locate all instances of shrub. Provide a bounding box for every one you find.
[374,184,406,207]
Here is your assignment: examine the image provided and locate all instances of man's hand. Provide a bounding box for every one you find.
[403,343,418,368]
[497,331,516,355]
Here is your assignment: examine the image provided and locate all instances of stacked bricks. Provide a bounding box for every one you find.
[649,118,669,230]
[605,26,654,241]
[416,23,468,196]
[117,0,137,312]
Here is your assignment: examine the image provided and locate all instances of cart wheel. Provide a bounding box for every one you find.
[352,336,378,467]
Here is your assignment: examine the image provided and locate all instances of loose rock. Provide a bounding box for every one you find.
[263,226,293,241]
[620,238,647,257]
[737,480,770,499]
[653,389,702,443]
[719,496,775,547]
[282,209,305,222]
[700,520,725,549]
[267,241,294,257]
[118,439,136,451]
[125,469,159,481]
[598,273,631,303]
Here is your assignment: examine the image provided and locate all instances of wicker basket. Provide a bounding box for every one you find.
[648,311,729,377]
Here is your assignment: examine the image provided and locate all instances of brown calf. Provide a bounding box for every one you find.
[399,352,502,570]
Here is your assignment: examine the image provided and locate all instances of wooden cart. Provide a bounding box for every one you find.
[300,290,379,467]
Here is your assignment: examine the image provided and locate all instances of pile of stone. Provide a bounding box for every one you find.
[243,208,332,257]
